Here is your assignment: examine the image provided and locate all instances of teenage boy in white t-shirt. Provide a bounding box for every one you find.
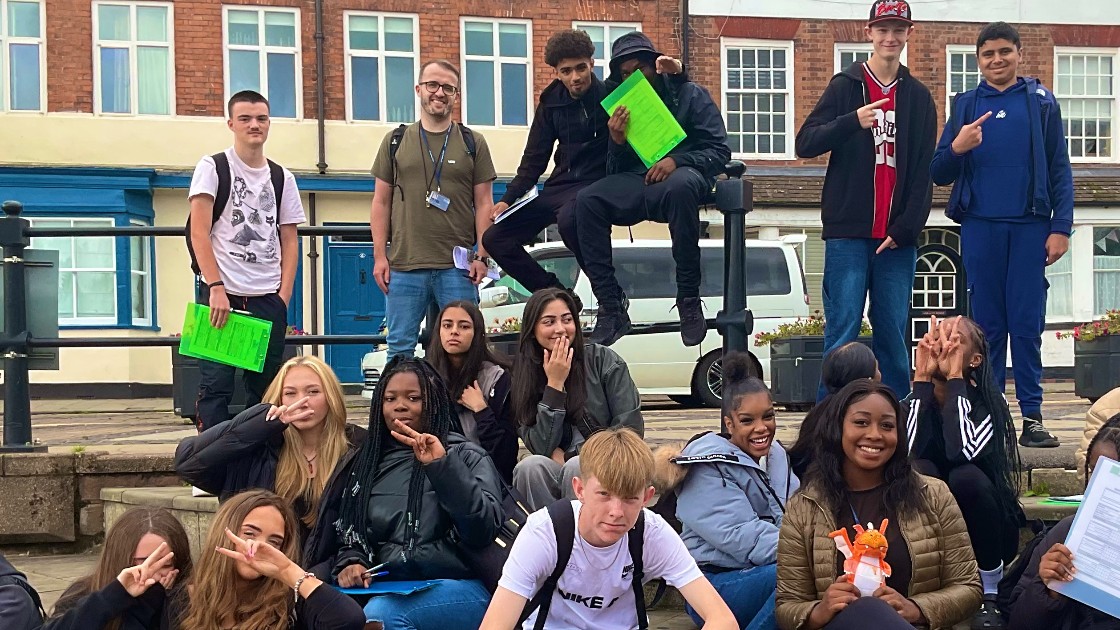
[187,90,305,430]
[481,427,736,630]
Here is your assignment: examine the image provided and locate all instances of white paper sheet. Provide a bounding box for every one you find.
[1049,456,1120,618]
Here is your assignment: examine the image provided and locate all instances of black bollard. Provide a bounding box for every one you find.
[0,200,43,451]
[714,176,754,357]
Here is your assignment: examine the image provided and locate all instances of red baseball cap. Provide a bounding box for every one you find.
[868,0,914,26]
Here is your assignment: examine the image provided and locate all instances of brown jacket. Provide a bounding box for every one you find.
[1077,387,1120,482]
[776,475,981,630]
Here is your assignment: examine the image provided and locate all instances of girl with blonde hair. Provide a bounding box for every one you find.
[175,355,366,541]
[168,489,364,630]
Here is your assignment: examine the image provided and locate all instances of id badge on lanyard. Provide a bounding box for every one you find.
[422,127,452,212]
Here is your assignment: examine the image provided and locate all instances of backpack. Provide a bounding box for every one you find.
[520,500,651,630]
[456,476,531,593]
[185,151,286,276]
[996,518,1050,618]
[386,123,476,200]
[0,574,45,624]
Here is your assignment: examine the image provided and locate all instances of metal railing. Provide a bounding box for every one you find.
[0,175,755,451]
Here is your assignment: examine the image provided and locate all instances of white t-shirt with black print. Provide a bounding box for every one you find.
[499,500,703,630]
[187,148,305,296]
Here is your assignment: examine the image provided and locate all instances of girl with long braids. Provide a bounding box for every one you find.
[1006,415,1120,630]
[776,380,981,630]
[304,356,504,628]
[166,489,364,630]
[905,315,1023,629]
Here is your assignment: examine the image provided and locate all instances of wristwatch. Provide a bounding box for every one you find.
[472,253,492,267]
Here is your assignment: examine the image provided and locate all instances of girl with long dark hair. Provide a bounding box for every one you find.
[776,380,981,630]
[905,316,1023,628]
[788,341,880,479]
[44,508,191,630]
[304,357,504,628]
[508,287,643,510]
[425,300,517,482]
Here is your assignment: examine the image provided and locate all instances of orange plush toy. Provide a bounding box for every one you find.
[829,519,891,596]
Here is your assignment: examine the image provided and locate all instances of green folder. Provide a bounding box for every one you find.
[601,71,688,168]
[179,303,272,372]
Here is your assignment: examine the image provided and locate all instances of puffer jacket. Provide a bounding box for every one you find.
[518,343,643,457]
[1078,387,1120,482]
[303,433,503,582]
[660,432,799,571]
[776,475,981,630]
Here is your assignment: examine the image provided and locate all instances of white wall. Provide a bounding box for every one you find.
[689,0,1120,25]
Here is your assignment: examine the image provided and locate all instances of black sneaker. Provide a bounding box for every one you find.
[970,595,1006,629]
[1019,415,1060,448]
[675,297,706,347]
[588,297,631,347]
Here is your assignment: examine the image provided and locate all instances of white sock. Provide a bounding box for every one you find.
[979,563,1003,596]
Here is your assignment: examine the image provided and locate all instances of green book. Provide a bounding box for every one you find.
[601,71,688,168]
[179,303,273,372]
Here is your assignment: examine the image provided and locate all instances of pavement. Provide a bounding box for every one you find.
[0,384,1093,629]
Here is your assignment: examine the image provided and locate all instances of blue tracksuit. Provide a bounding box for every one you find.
[930,77,1073,415]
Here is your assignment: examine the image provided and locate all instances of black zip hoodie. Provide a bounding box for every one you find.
[796,62,937,247]
[498,75,611,205]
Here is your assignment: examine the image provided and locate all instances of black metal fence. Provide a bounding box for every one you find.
[0,175,754,451]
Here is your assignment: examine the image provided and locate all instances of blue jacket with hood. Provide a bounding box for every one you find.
[666,431,799,570]
[930,77,1074,235]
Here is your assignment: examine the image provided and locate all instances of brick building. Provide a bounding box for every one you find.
[0,0,1115,391]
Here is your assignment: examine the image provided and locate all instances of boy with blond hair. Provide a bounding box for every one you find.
[480,428,736,630]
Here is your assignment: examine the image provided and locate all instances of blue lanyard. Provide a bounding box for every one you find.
[420,125,451,192]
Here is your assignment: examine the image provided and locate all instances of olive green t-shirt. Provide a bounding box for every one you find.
[371,123,497,270]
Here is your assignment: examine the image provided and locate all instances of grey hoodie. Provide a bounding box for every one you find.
[671,431,799,570]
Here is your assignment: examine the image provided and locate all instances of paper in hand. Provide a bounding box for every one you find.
[453,246,500,281]
[494,187,538,224]
[601,72,687,168]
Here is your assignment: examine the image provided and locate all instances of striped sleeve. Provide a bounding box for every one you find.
[941,378,993,463]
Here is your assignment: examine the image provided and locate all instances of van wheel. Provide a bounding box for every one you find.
[693,350,762,408]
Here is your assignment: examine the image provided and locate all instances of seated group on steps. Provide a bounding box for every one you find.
[4,291,1118,630]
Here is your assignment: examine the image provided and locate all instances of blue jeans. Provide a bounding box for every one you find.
[386,268,479,359]
[362,579,490,629]
[686,564,777,630]
[820,239,917,401]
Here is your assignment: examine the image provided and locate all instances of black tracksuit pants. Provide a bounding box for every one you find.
[574,167,709,305]
[481,182,585,293]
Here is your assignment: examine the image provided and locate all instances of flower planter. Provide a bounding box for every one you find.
[1073,336,1120,402]
[171,344,298,418]
[769,336,873,410]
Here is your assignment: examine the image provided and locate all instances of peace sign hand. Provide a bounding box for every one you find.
[952,111,992,154]
[914,316,942,383]
[937,316,967,379]
[266,396,314,424]
[215,528,295,581]
[117,541,177,598]
[391,419,446,464]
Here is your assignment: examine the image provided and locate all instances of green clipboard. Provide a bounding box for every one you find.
[179,303,272,372]
[601,71,688,168]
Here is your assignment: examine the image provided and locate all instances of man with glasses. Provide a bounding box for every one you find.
[573,32,730,347]
[370,60,497,359]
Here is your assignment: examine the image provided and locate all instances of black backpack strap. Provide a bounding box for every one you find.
[458,123,477,157]
[628,510,648,630]
[387,124,408,201]
[266,159,285,241]
[186,151,233,276]
[521,500,575,630]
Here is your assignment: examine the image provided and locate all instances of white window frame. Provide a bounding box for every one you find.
[572,21,641,79]
[91,0,175,116]
[946,45,982,113]
[721,38,795,160]
[222,6,303,120]
[459,17,533,128]
[27,217,119,326]
[128,219,152,326]
[342,11,419,123]
[834,43,872,74]
[0,0,46,112]
[1054,46,1119,164]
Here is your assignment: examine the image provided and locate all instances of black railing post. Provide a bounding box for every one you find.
[0,200,43,452]
[715,179,755,356]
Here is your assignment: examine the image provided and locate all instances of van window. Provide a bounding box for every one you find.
[612,247,792,299]
[492,254,580,304]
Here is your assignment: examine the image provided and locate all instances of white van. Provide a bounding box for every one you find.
[361,237,810,407]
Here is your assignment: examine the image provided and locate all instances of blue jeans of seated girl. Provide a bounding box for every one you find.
[362,579,489,629]
[686,563,777,630]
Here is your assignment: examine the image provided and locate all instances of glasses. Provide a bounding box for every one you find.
[419,81,459,96]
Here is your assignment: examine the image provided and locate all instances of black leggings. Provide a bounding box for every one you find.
[825,597,914,629]
[912,459,1018,570]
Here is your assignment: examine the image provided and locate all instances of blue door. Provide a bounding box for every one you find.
[325,241,384,384]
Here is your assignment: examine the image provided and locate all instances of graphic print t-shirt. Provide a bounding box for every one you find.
[188,148,305,296]
[863,62,897,240]
[499,501,702,630]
